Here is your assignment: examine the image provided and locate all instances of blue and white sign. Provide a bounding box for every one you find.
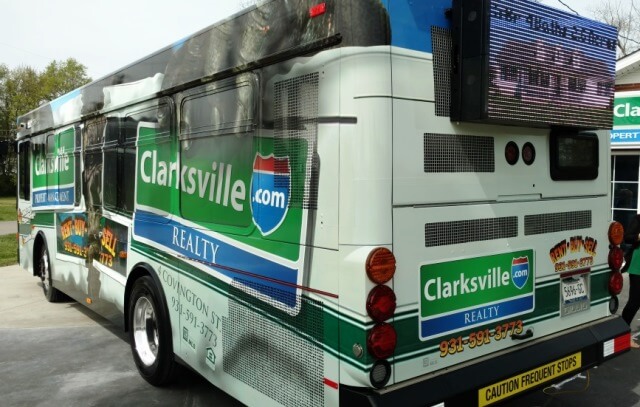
[611,129,640,146]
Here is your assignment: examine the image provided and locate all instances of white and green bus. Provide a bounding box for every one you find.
[15,0,630,405]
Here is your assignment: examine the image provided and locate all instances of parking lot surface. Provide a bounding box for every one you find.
[0,264,241,407]
[2,263,640,406]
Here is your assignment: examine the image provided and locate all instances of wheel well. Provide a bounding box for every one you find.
[124,263,165,332]
[32,233,46,277]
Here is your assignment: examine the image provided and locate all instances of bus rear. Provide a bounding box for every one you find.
[335,0,629,405]
[13,1,629,406]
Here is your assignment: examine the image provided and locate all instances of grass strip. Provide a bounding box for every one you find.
[0,234,17,267]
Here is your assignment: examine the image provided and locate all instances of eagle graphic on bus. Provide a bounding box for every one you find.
[250,154,291,236]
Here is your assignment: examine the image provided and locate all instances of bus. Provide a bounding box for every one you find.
[15,0,630,405]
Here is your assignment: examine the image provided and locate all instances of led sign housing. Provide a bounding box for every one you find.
[451,0,617,129]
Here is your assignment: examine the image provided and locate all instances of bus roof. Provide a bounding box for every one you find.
[16,0,391,138]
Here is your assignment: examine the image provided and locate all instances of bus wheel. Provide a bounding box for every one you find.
[128,276,176,386]
[39,244,63,302]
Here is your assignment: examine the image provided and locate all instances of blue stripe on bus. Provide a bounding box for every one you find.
[134,210,299,308]
[420,295,534,340]
[389,0,452,53]
[32,186,75,207]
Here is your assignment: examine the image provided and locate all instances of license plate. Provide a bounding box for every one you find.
[560,273,590,316]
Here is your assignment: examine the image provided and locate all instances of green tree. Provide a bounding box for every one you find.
[0,58,91,196]
[40,58,91,101]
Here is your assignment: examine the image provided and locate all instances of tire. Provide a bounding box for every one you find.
[39,243,64,303]
[128,276,176,386]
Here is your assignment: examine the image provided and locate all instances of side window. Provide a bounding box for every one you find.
[18,141,30,201]
[612,155,640,232]
[46,134,58,195]
[30,135,46,206]
[74,126,82,206]
[83,118,105,209]
[179,83,255,227]
[103,117,121,213]
[29,128,78,209]
[105,103,170,215]
[135,101,174,214]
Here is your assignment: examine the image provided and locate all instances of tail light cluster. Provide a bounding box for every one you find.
[608,222,624,298]
[365,248,397,389]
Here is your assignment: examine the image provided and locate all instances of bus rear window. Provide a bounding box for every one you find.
[550,130,599,181]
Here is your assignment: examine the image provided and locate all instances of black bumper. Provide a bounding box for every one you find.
[340,316,629,406]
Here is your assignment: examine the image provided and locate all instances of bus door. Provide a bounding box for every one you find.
[17,140,33,270]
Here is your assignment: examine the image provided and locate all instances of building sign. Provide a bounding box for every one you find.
[611,93,640,147]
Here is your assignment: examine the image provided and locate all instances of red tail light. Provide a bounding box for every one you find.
[609,271,623,295]
[367,285,396,322]
[367,323,397,359]
[366,248,396,284]
[505,141,519,165]
[608,221,624,246]
[309,3,326,18]
[609,247,624,272]
[608,221,625,297]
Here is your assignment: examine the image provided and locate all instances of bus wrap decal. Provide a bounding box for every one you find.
[419,250,535,340]
[133,210,301,309]
[132,237,612,372]
[31,127,76,209]
[14,0,625,403]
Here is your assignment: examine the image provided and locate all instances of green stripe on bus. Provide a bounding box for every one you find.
[132,240,615,371]
[131,241,372,369]
[32,212,54,227]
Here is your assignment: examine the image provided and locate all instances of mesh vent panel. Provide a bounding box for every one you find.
[432,27,452,117]
[223,281,324,406]
[274,73,319,209]
[524,211,592,236]
[425,217,518,247]
[424,133,495,173]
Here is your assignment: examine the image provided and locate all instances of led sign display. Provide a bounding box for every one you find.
[451,0,617,129]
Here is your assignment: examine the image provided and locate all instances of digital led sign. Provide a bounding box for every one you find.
[451,0,617,129]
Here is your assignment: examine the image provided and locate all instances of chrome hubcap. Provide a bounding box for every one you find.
[41,250,50,292]
[133,296,159,366]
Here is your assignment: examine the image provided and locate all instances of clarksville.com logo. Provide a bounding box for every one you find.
[511,256,530,289]
[250,154,291,235]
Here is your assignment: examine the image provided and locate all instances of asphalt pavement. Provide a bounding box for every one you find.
[0,264,241,407]
[1,263,640,406]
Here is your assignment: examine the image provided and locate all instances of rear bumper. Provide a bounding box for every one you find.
[340,316,629,406]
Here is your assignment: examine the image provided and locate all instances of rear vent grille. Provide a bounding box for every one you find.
[425,217,518,247]
[431,26,452,117]
[424,133,495,173]
[524,211,592,236]
[274,73,319,210]
[223,280,324,407]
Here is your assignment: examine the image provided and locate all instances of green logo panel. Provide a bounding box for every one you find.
[32,128,76,208]
[420,250,535,340]
[135,125,309,261]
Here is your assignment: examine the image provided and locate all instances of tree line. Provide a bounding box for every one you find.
[593,0,640,56]
[0,58,91,196]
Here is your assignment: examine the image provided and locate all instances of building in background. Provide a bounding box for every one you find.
[612,52,640,232]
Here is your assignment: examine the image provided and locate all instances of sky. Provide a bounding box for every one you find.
[0,0,623,81]
[0,0,245,79]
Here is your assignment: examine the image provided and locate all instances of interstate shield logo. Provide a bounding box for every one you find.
[511,256,530,290]
[250,154,290,235]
